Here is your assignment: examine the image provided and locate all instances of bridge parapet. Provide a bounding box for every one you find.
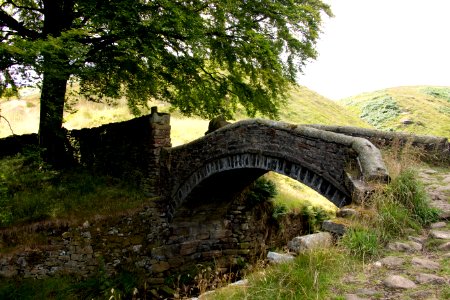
[307,124,449,154]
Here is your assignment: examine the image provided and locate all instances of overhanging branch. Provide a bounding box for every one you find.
[0,9,40,39]
[4,0,44,13]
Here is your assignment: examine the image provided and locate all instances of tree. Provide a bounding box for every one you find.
[0,0,331,166]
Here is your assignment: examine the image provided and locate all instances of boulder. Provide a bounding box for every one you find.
[287,232,333,254]
[383,275,416,289]
[267,252,295,264]
[322,220,347,235]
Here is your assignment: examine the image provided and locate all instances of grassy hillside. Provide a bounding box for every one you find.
[278,86,370,126]
[339,86,450,138]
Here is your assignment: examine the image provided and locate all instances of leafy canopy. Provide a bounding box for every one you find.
[1,0,331,118]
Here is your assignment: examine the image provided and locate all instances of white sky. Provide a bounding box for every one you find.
[298,0,450,99]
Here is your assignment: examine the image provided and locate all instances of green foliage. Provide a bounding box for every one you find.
[340,227,379,259]
[246,178,277,205]
[301,205,330,233]
[376,197,421,240]
[72,269,140,299]
[0,269,141,300]
[1,0,331,120]
[272,203,288,219]
[359,96,401,129]
[423,87,450,102]
[0,153,146,227]
[341,169,439,259]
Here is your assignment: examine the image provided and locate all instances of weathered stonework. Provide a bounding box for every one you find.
[0,189,306,284]
[162,119,390,219]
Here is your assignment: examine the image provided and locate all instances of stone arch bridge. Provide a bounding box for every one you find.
[158,117,389,220]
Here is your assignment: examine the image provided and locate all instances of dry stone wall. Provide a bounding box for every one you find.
[0,191,305,285]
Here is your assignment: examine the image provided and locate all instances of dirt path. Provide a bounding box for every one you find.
[339,168,450,300]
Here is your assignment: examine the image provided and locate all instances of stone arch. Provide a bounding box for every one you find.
[170,152,350,218]
[162,119,389,220]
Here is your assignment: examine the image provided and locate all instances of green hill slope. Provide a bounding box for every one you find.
[338,86,450,138]
[278,86,370,127]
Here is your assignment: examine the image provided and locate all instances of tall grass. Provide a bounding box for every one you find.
[341,163,440,259]
[209,249,349,300]
[376,169,439,240]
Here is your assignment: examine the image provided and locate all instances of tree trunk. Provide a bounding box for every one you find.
[39,58,70,168]
[38,1,75,167]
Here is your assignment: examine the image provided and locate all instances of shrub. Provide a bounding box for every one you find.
[359,96,400,129]
[301,205,330,233]
[423,87,450,103]
[272,203,288,219]
[246,178,277,205]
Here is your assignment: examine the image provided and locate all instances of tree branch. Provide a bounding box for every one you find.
[4,0,44,13]
[0,9,40,39]
[0,114,15,136]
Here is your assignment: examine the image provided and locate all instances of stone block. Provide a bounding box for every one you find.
[336,208,358,218]
[0,266,18,277]
[77,245,94,254]
[222,249,250,256]
[201,250,222,259]
[267,252,295,264]
[387,241,422,252]
[322,220,347,235]
[288,232,333,254]
[167,257,185,268]
[179,241,199,256]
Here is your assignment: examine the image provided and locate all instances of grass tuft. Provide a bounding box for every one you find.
[384,169,440,226]
[340,226,379,259]
[209,249,349,300]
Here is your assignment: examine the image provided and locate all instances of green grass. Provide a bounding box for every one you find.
[339,86,450,138]
[340,226,380,259]
[275,86,370,127]
[340,168,440,260]
[0,269,143,300]
[208,249,351,300]
[265,173,338,214]
[383,169,440,226]
[0,151,147,228]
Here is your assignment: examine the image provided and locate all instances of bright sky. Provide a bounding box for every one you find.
[298,0,450,100]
